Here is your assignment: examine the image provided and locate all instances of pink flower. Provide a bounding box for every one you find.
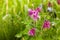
[48,2,52,7]
[57,0,60,5]
[28,9,40,21]
[43,20,50,28]
[35,7,41,12]
[28,9,33,16]
[28,28,36,36]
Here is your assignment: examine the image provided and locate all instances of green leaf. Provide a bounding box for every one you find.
[36,36,43,40]
[15,32,22,38]
[23,35,29,40]
[23,28,29,35]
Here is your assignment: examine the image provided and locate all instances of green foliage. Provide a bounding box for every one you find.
[0,0,60,40]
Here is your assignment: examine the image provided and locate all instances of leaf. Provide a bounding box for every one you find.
[23,35,29,40]
[15,32,22,38]
[36,36,43,40]
[23,28,29,35]
[29,37,35,40]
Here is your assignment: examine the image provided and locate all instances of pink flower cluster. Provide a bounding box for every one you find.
[28,20,50,36]
[28,7,41,21]
[28,4,51,36]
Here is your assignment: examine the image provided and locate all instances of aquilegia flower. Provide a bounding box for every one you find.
[35,7,41,12]
[47,2,53,12]
[28,8,40,21]
[43,20,50,29]
[48,2,52,7]
[57,0,60,5]
[47,7,53,12]
[28,28,36,36]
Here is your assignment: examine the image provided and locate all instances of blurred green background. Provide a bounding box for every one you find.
[0,0,60,40]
